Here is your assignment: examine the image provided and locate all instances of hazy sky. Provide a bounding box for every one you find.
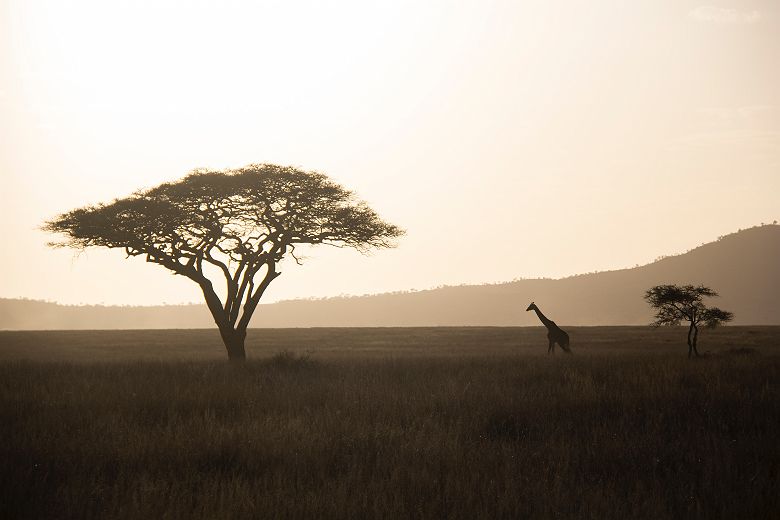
[1,0,778,305]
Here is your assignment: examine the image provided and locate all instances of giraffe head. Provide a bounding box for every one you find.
[526,302,536,311]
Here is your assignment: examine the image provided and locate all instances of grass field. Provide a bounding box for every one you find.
[1,327,778,519]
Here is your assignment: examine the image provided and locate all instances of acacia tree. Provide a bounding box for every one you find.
[44,164,403,360]
[644,284,734,358]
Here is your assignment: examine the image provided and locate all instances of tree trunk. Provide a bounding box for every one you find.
[219,328,247,362]
[687,322,694,358]
[692,324,700,357]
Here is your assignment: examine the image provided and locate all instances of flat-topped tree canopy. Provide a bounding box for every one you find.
[44,164,404,360]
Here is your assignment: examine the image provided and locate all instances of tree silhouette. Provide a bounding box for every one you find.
[644,284,733,358]
[44,164,404,360]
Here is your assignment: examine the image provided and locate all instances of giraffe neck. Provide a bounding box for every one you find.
[533,307,554,329]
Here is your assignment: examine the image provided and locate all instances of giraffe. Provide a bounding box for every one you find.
[526,302,572,354]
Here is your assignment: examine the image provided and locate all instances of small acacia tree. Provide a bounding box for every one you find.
[44,164,404,360]
[644,284,734,358]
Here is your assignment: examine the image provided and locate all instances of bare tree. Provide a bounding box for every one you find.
[44,164,404,360]
[644,284,733,358]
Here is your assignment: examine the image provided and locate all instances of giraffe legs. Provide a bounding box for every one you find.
[548,338,555,354]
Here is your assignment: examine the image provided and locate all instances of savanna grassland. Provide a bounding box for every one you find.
[1,327,778,519]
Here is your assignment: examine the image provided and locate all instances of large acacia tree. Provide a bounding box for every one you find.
[644,284,734,358]
[44,164,403,360]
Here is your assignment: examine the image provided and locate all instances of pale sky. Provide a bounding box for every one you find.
[1,0,778,305]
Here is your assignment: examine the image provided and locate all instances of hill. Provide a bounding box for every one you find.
[1,224,778,329]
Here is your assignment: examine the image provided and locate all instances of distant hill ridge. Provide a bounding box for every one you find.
[2,224,778,329]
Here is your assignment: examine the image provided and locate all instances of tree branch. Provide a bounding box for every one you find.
[236,261,281,331]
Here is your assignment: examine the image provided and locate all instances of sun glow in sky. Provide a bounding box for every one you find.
[1,0,778,305]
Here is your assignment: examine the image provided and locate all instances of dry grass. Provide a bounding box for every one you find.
[1,327,778,519]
